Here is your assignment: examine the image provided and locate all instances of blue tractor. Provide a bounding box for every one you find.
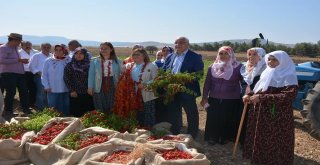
[294,61,320,139]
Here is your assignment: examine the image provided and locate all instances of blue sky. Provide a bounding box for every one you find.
[0,0,319,44]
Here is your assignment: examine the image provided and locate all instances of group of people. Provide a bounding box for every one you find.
[201,46,297,164]
[0,33,298,164]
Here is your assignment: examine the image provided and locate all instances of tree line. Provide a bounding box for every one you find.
[189,40,320,57]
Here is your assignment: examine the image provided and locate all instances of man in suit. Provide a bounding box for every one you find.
[163,36,204,139]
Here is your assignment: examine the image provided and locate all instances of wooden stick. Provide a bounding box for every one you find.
[232,102,248,159]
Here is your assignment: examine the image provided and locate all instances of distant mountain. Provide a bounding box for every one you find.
[0,34,295,48]
[0,35,133,47]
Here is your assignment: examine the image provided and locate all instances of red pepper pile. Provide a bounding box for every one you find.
[79,134,109,149]
[147,135,185,141]
[103,150,131,164]
[32,122,68,145]
[160,149,193,160]
[57,132,109,150]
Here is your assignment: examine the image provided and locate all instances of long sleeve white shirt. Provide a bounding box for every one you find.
[41,56,71,93]
[29,52,52,74]
[19,49,38,72]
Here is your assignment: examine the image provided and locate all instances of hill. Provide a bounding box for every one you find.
[0,34,295,47]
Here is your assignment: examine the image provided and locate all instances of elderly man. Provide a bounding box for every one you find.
[0,33,29,116]
[19,41,39,109]
[163,37,204,139]
[67,40,81,58]
[68,40,92,59]
[29,43,52,110]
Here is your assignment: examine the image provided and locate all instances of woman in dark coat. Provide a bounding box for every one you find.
[201,46,243,145]
[64,47,94,117]
[243,50,298,165]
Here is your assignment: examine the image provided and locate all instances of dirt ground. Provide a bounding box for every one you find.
[181,106,320,165]
[4,97,320,165]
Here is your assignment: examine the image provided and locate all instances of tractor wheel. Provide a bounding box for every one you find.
[301,81,320,140]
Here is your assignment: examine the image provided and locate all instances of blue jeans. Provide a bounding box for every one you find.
[47,92,69,116]
[34,75,47,110]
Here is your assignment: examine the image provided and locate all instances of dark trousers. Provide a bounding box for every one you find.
[25,71,36,107]
[167,96,199,139]
[205,97,241,142]
[0,73,29,113]
[70,93,94,117]
[155,98,168,123]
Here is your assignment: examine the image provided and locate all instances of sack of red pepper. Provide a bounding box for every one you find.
[25,117,82,165]
[0,123,35,165]
[79,138,146,165]
[29,127,121,165]
[152,143,210,165]
[136,133,193,148]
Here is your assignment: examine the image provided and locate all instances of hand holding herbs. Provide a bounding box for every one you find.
[146,69,201,104]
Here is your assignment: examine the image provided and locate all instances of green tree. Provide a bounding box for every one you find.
[190,44,203,51]
[203,43,214,51]
[145,46,158,55]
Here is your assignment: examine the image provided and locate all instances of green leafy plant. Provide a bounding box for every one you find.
[0,123,27,140]
[22,108,61,132]
[146,69,202,104]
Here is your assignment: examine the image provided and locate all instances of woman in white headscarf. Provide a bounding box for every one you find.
[241,47,267,94]
[239,47,267,145]
[201,46,243,145]
[242,50,298,165]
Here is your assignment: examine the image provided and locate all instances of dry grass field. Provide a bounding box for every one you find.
[87,47,319,64]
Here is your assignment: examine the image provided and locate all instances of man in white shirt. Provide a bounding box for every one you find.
[29,43,52,110]
[19,41,39,109]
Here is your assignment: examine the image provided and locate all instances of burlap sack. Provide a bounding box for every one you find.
[135,134,193,147]
[80,138,146,165]
[0,131,35,165]
[152,122,172,132]
[25,117,82,165]
[152,143,210,165]
[25,127,119,165]
[10,117,30,124]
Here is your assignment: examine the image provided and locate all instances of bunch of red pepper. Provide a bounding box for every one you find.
[103,150,131,164]
[32,122,68,145]
[0,123,27,140]
[159,149,193,160]
[113,66,139,118]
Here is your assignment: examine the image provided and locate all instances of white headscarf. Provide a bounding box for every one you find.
[253,50,298,93]
[240,47,267,85]
[211,46,240,80]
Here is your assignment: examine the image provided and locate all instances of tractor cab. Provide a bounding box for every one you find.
[293,61,320,110]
